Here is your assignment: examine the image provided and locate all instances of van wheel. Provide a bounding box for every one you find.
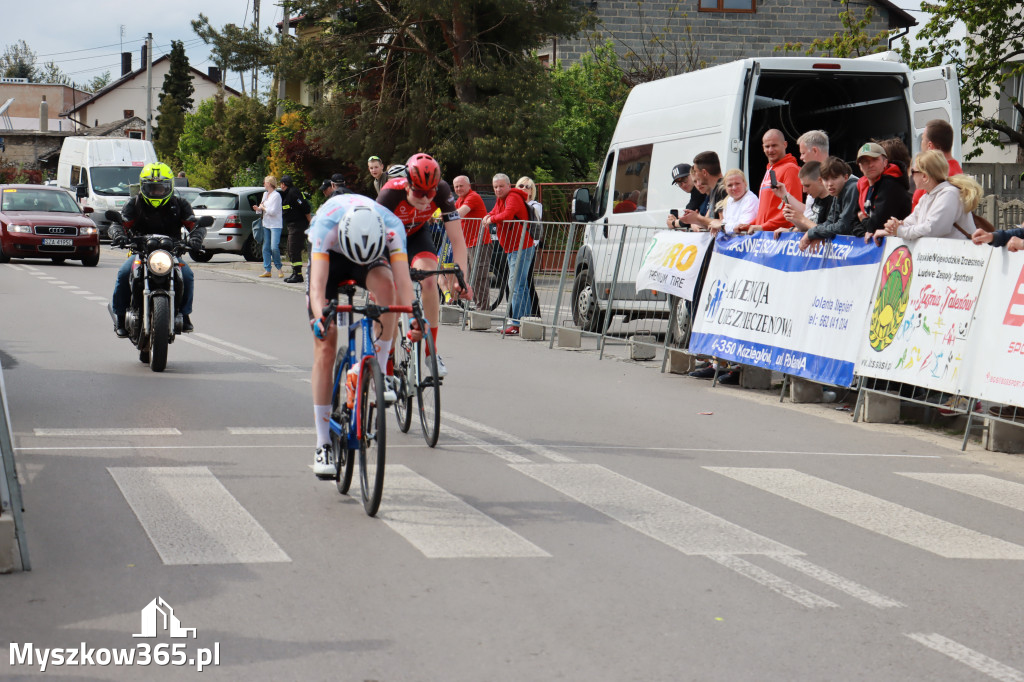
[668,296,691,347]
[242,236,261,262]
[571,269,604,332]
[82,254,100,267]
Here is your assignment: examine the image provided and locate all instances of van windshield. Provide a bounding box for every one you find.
[89,166,142,196]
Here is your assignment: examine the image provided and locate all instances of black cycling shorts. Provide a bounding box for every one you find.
[305,253,390,320]
[406,228,440,263]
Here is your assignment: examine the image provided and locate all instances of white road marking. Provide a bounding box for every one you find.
[441,424,532,463]
[267,365,304,373]
[445,413,576,462]
[378,465,549,558]
[705,554,836,609]
[769,554,905,609]
[7,263,26,271]
[551,445,939,459]
[33,427,181,436]
[898,473,1024,513]
[191,332,277,360]
[59,284,77,289]
[35,276,56,280]
[906,633,1024,682]
[71,290,92,295]
[707,467,1024,560]
[512,462,799,555]
[87,296,107,301]
[227,426,315,435]
[176,335,253,361]
[108,466,290,565]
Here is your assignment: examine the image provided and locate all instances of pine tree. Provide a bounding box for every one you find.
[154,41,195,166]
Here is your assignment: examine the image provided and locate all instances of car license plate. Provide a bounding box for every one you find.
[42,238,73,246]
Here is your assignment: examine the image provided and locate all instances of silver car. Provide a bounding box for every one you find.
[189,187,264,262]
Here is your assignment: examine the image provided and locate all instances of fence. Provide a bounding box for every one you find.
[439,219,1024,452]
[0,355,30,571]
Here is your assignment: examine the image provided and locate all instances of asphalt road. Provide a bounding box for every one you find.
[2,248,1024,681]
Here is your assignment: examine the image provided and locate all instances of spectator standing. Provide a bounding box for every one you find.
[710,169,758,234]
[853,142,912,238]
[279,175,312,283]
[368,155,385,196]
[453,175,491,310]
[176,170,189,187]
[738,129,802,232]
[481,174,532,335]
[517,176,543,317]
[871,149,982,242]
[678,151,726,231]
[913,119,963,209]
[876,137,912,190]
[255,175,284,278]
[665,163,705,230]
[797,130,829,164]
[795,157,859,250]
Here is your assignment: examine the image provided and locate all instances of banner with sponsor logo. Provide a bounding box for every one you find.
[689,232,882,387]
[635,230,714,300]
[961,249,1024,406]
[855,237,991,394]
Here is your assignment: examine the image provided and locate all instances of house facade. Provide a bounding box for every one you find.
[0,79,91,131]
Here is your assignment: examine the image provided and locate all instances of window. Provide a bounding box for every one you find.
[699,0,756,12]
[126,130,144,139]
[611,143,652,214]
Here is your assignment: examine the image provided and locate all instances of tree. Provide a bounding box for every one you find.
[191,14,278,97]
[901,1,1024,161]
[776,0,892,58]
[178,92,273,189]
[154,41,195,166]
[295,0,586,183]
[550,42,631,180]
[38,61,70,86]
[1,40,38,80]
[85,72,112,93]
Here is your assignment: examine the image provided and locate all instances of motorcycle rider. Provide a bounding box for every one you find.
[109,162,205,336]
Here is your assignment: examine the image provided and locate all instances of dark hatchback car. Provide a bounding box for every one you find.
[0,185,101,266]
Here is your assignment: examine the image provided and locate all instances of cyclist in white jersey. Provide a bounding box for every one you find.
[306,194,413,476]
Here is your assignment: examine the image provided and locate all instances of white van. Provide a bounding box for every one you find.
[56,137,158,238]
[570,53,960,339]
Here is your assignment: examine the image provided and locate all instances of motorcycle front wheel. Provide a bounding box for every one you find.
[149,297,171,372]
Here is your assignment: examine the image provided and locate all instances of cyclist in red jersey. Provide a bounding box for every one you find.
[376,153,472,376]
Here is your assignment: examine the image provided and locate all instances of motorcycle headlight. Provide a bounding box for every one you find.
[148,250,174,276]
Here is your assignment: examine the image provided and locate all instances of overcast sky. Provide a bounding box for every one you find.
[5,0,932,94]
[4,1,284,93]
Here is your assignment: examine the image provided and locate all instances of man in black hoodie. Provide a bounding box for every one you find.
[853,142,911,243]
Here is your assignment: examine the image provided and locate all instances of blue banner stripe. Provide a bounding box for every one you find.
[689,332,857,387]
[714,233,883,272]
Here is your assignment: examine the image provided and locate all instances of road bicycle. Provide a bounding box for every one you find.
[393,265,466,448]
[321,282,413,517]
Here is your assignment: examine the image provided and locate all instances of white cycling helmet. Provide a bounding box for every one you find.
[338,205,387,264]
[386,164,408,180]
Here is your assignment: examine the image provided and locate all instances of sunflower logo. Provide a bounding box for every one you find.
[869,246,913,352]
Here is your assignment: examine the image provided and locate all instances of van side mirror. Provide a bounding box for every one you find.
[75,184,87,199]
[572,187,593,222]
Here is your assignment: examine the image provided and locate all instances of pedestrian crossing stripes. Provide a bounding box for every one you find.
[898,473,1024,513]
[906,633,1024,682]
[108,466,290,565]
[706,467,1024,560]
[34,427,182,437]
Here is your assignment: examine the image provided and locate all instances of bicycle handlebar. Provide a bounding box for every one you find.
[410,265,467,292]
[319,301,419,329]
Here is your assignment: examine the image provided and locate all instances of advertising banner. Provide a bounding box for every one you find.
[855,237,991,394]
[689,233,882,387]
[961,249,1024,406]
[635,230,714,301]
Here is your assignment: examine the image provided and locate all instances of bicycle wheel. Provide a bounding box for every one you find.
[417,326,441,448]
[358,356,387,516]
[330,347,356,493]
[393,319,414,433]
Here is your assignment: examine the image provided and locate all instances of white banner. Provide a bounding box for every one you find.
[855,238,991,394]
[635,231,713,301]
[961,248,1024,406]
[689,233,882,387]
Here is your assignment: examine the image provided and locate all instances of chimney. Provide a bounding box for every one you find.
[141,43,148,68]
[121,52,132,76]
[39,96,48,132]
[207,67,221,83]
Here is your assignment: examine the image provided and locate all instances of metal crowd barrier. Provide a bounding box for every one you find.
[0,355,30,571]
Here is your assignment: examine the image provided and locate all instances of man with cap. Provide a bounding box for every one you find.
[853,141,911,239]
[319,173,351,201]
[665,163,705,229]
[279,175,312,284]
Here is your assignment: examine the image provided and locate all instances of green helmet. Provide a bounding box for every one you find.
[139,163,174,208]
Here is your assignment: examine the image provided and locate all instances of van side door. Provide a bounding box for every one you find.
[909,65,962,157]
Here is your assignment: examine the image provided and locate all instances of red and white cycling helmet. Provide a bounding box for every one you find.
[406,153,441,195]
[338,204,387,264]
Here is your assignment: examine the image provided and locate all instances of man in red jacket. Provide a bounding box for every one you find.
[481,173,532,335]
[737,129,802,233]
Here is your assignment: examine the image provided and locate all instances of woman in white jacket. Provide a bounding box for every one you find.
[875,150,982,242]
[710,169,758,234]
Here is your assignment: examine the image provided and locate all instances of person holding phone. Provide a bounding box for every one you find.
[666,163,705,229]
[736,129,802,233]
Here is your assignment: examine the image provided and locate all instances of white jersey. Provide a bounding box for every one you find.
[309,193,407,260]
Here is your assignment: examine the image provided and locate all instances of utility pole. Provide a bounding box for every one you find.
[252,0,260,96]
[277,1,289,119]
[145,33,153,141]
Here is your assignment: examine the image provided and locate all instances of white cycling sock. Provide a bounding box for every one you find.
[376,339,392,374]
[314,404,331,448]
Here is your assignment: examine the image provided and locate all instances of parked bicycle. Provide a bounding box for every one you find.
[393,265,466,447]
[321,281,414,516]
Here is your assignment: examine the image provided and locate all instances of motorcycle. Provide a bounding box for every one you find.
[105,210,213,373]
